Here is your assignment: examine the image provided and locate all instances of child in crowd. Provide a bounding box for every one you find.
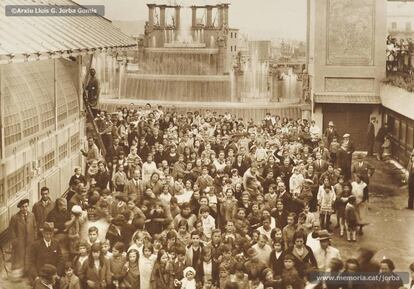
[283,213,297,249]
[60,262,81,289]
[317,186,336,231]
[73,241,89,276]
[200,205,216,240]
[87,226,100,246]
[101,239,112,259]
[345,195,358,242]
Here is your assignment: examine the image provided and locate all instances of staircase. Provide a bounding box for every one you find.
[82,56,106,158]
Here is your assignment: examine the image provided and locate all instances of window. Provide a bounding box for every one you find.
[0,179,5,205]
[391,22,397,30]
[43,151,55,172]
[71,133,80,153]
[230,46,233,52]
[401,122,407,145]
[407,126,413,149]
[22,107,40,137]
[235,33,237,38]
[406,22,412,32]
[234,46,237,52]
[25,164,32,187]
[394,119,400,140]
[7,167,25,200]
[59,143,68,161]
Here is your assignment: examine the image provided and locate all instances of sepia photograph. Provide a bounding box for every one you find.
[0,0,414,288]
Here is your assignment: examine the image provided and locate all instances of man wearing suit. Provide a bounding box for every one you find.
[313,141,331,162]
[351,154,375,184]
[367,118,376,157]
[9,199,37,280]
[29,222,62,280]
[124,169,144,205]
[185,231,204,269]
[313,152,329,179]
[351,154,375,202]
[106,214,127,249]
[337,133,355,181]
[107,137,126,163]
[324,121,339,147]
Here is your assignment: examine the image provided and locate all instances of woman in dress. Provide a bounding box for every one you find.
[351,174,368,235]
[139,243,156,289]
[79,243,112,289]
[122,249,140,289]
[285,230,317,278]
[150,249,174,289]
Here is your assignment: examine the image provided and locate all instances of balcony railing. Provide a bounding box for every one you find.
[385,37,414,91]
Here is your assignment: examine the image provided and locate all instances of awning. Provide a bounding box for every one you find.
[314,94,382,104]
[0,0,137,64]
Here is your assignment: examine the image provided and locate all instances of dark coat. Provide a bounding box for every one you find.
[262,163,281,179]
[150,262,174,289]
[197,259,220,284]
[79,258,112,289]
[105,224,125,249]
[269,250,285,277]
[29,238,62,278]
[324,128,339,145]
[286,245,317,278]
[9,211,37,272]
[312,159,329,176]
[69,174,86,188]
[271,209,288,229]
[32,199,55,232]
[367,123,375,142]
[351,161,374,184]
[95,170,111,190]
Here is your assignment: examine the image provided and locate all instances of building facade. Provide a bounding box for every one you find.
[0,0,136,234]
[307,0,387,150]
[387,1,414,39]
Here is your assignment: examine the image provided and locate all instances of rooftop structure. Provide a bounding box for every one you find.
[0,0,137,64]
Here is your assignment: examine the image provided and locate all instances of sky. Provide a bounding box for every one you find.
[76,0,308,40]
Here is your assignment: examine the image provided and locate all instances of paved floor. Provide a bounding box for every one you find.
[331,157,414,271]
[1,157,413,288]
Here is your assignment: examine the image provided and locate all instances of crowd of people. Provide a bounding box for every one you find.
[8,103,412,289]
[386,35,414,74]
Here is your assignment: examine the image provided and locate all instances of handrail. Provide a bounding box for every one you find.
[82,55,106,157]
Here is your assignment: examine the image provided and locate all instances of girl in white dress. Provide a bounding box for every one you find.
[351,174,368,234]
[139,243,156,289]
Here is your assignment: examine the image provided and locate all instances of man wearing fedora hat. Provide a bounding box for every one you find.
[29,222,62,281]
[313,230,341,272]
[324,121,339,147]
[32,264,58,289]
[337,133,355,180]
[105,214,127,249]
[352,153,375,203]
[8,198,37,280]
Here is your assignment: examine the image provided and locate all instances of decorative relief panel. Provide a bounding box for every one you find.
[325,78,375,92]
[327,0,375,65]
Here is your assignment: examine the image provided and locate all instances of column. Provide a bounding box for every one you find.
[191,6,197,28]
[147,4,156,29]
[175,6,181,29]
[223,4,229,26]
[218,38,225,74]
[206,6,213,27]
[218,5,224,28]
[160,5,166,29]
